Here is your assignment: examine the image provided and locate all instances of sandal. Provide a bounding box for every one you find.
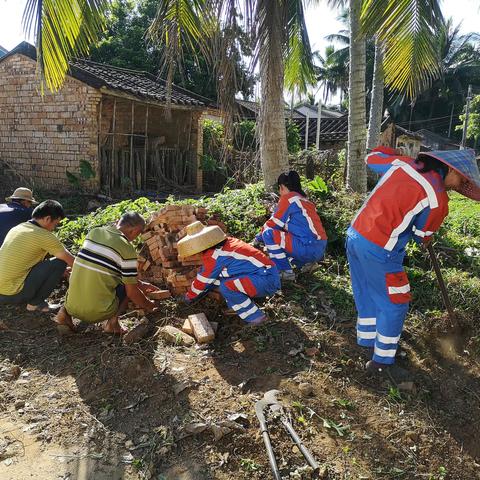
[27,302,61,313]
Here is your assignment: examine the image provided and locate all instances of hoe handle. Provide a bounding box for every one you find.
[427,243,456,323]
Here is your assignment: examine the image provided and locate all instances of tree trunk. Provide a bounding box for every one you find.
[346,0,367,193]
[258,3,289,190]
[366,38,384,151]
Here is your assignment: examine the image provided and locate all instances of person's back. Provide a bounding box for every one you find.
[205,236,275,278]
[0,203,34,246]
[0,187,36,246]
[65,225,138,323]
[278,192,327,241]
[351,150,449,253]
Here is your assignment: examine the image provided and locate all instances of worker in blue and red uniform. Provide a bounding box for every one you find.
[255,171,327,281]
[181,223,281,326]
[347,146,480,376]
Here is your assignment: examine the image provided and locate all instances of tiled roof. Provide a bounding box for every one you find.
[236,99,305,119]
[1,42,209,107]
[69,58,207,106]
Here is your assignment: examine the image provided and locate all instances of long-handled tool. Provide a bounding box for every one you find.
[255,391,282,480]
[427,243,457,328]
[255,390,319,479]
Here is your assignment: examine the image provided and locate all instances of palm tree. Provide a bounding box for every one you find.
[23,0,109,92]
[366,38,384,150]
[26,0,446,193]
[388,19,480,135]
[346,0,367,192]
[343,0,444,193]
[316,45,349,104]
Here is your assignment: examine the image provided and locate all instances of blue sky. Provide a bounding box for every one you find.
[0,0,478,53]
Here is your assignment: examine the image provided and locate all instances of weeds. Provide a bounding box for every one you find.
[322,417,349,436]
[429,466,447,480]
[387,387,404,403]
[240,458,260,472]
[334,398,354,410]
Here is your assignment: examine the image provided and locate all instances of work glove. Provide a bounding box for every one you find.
[252,234,264,248]
[177,294,193,307]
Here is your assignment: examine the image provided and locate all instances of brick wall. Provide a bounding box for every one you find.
[0,54,101,191]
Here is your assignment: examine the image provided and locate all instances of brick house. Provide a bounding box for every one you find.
[0,42,210,194]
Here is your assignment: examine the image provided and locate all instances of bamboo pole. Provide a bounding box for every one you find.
[112,98,117,191]
[315,102,322,149]
[97,97,103,191]
[305,113,310,150]
[130,101,135,187]
[144,105,149,189]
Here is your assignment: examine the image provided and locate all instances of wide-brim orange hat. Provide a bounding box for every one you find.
[6,187,37,204]
[177,221,226,258]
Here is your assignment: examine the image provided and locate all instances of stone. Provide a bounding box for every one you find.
[87,199,103,211]
[398,381,416,393]
[8,366,21,380]
[298,383,313,397]
[123,318,153,345]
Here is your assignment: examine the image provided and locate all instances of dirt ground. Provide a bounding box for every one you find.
[1,278,480,480]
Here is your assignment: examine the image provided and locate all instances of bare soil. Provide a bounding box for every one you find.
[1,280,480,480]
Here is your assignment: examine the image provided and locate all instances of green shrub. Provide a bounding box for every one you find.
[286,120,301,153]
[200,183,268,241]
[58,197,159,251]
[234,120,257,151]
[202,119,224,149]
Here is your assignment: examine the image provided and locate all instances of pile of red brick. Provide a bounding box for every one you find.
[138,204,226,296]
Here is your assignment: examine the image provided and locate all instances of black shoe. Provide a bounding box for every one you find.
[365,360,411,382]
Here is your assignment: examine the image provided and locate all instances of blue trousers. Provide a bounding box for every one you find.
[346,228,411,365]
[218,267,280,323]
[261,227,327,271]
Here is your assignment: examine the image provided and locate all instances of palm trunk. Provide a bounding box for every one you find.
[366,38,384,150]
[258,3,289,190]
[346,0,367,193]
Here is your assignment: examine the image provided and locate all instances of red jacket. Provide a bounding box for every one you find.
[352,147,449,251]
[261,192,327,241]
[186,237,275,300]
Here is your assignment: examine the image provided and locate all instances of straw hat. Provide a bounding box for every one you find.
[177,221,226,258]
[6,187,37,204]
[418,149,480,201]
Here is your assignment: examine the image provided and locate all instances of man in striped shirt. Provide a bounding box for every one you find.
[56,212,157,334]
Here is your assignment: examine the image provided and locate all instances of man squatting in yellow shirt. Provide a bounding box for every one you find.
[0,200,75,312]
[56,212,158,334]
